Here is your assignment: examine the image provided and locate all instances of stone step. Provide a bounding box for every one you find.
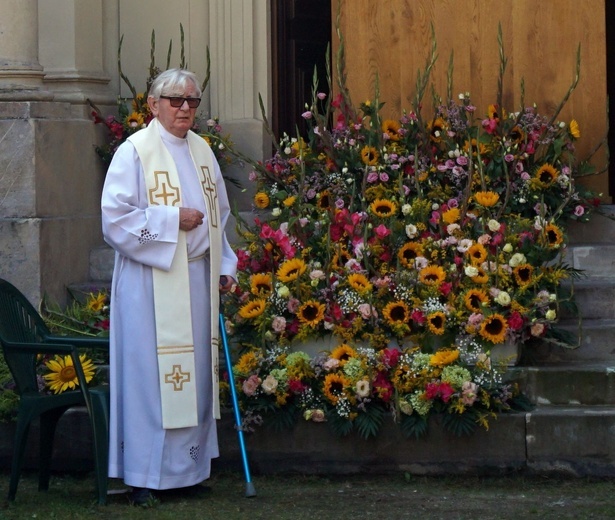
[567,205,615,245]
[511,364,615,406]
[525,404,615,476]
[564,244,615,279]
[560,280,615,320]
[528,319,615,364]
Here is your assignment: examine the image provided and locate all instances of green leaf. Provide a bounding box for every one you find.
[400,413,428,439]
[441,411,478,437]
[354,404,385,440]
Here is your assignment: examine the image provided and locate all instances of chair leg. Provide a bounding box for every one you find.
[8,411,34,501]
[38,408,66,492]
[89,389,110,505]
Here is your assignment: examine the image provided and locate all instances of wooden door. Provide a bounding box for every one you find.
[272,0,332,139]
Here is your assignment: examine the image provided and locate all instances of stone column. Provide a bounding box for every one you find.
[208,0,272,210]
[0,0,52,100]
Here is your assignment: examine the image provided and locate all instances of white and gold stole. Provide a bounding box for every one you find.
[129,119,222,428]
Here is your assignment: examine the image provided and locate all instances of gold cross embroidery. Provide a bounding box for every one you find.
[149,171,180,206]
[199,166,219,228]
[165,364,191,391]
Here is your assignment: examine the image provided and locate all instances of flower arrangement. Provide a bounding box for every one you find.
[221,29,601,437]
[88,26,235,170]
[229,342,527,438]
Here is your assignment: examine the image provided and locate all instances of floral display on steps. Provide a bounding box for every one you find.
[221,29,602,438]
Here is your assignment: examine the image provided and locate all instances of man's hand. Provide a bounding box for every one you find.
[179,207,204,231]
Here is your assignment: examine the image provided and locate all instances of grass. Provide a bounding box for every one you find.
[1,470,615,519]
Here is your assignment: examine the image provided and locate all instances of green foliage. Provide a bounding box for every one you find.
[400,413,429,439]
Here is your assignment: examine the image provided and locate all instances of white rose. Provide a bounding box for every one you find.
[402,204,412,216]
[277,285,290,298]
[495,291,511,306]
[545,309,557,321]
[503,243,513,253]
[356,380,371,398]
[261,374,278,395]
[272,208,281,217]
[405,224,418,238]
[464,265,479,277]
[487,219,501,232]
[508,253,527,268]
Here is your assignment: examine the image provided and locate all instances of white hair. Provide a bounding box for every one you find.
[148,68,202,99]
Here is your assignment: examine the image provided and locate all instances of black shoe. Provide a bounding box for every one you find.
[128,487,158,506]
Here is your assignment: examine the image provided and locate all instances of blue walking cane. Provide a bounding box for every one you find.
[219,313,257,497]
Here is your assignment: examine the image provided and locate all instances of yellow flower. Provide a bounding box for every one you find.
[348,273,373,294]
[508,125,525,144]
[442,207,460,224]
[370,199,397,218]
[533,164,558,188]
[398,242,423,268]
[235,351,261,377]
[250,273,273,295]
[513,264,534,286]
[297,300,326,327]
[430,349,460,366]
[323,373,350,405]
[124,111,144,129]
[544,223,564,248]
[383,301,411,325]
[44,354,95,394]
[464,289,490,312]
[283,196,296,207]
[360,146,379,166]
[467,243,488,265]
[86,292,107,313]
[238,299,267,319]
[331,344,357,366]
[418,265,446,286]
[479,314,508,344]
[569,119,581,139]
[426,311,446,335]
[254,192,270,209]
[382,119,401,141]
[463,138,488,157]
[474,191,500,207]
[276,258,307,282]
[471,267,489,284]
[317,191,332,209]
[428,117,446,142]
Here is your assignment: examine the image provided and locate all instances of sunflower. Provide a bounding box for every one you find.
[124,111,144,129]
[370,199,397,218]
[513,264,534,286]
[474,191,500,207]
[442,207,460,224]
[235,350,261,376]
[254,192,270,209]
[466,243,488,265]
[533,164,558,188]
[332,248,352,270]
[419,265,446,286]
[479,314,508,344]
[487,104,504,121]
[382,300,411,324]
[382,119,401,141]
[428,117,446,142]
[360,145,380,166]
[43,354,95,394]
[471,267,489,284]
[323,373,350,404]
[276,258,307,282]
[331,344,357,366]
[238,299,267,319]
[348,273,373,294]
[86,291,107,312]
[569,119,581,139]
[429,349,460,366]
[464,288,490,312]
[544,223,564,248]
[426,311,446,335]
[131,93,146,111]
[317,190,332,209]
[463,138,488,157]
[508,125,526,144]
[283,196,296,207]
[250,273,273,295]
[297,300,326,327]
[398,242,423,268]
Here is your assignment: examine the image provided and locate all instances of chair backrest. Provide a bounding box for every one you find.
[0,279,52,395]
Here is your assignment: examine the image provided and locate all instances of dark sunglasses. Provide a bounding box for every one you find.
[160,96,201,108]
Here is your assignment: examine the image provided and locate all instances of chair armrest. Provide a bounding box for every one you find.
[44,335,109,351]
[2,339,78,356]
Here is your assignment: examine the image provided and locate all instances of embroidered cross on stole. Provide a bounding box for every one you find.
[129,119,223,429]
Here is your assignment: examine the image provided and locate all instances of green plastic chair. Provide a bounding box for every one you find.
[0,278,110,505]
